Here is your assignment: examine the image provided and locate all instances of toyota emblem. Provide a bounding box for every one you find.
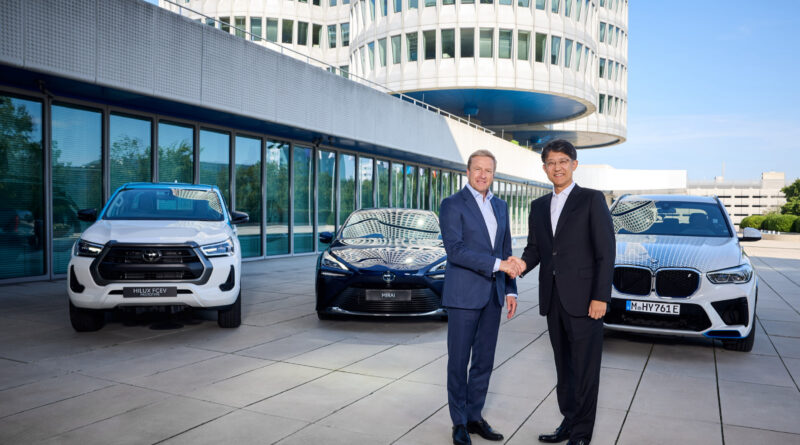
[142,248,161,263]
[382,271,395,284]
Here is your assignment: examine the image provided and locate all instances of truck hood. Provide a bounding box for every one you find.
[615,234,743,273]
[82,220,232,246]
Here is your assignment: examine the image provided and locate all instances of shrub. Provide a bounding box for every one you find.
[793,217,800,233]
[762,214,798,233]
[739,215,766,229]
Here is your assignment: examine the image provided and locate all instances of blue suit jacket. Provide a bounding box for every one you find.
[439,186,517,309]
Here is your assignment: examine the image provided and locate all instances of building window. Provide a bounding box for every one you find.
[376,160,390,207]
[328,24,337,48]
[199,129,230,205]
[409,0,418,8]
[564,0,572,16]
[462,0,474,4]
[599,94,605,113]
[250,17,262,41]
[419,168,429,209]
[424,30,436,60]
[368,41,375,69]
[425,0,436,7]
[391,162,404,207]
[293,145,313,253]
[391,35,402,63]
[110,114,152,194]
[574,42,583,70]
[518,31,530,60]
[0,96,44,279]
[341,23,350,46]
[236,135,263,257]
[599,22,606,42]
[575,0,582,19]
[52,104,103,275]
[535,0,545,9]
[406,165,418,208]
[564,38,573,68]
[381,0,388,15]
[550,35,561,65]
[266,140,289,255]
[500,0,512,5]
[370,0,376,19]
[313,24,322,46]
[205,17,215,27]
[317,150,336,250]
[297,21,308,45]
[551,0,559,13]
[599,58,605,78]
[266,18,278,42]
[519,0,529,6]
[331,0,337,5]
[499,29,512,59]
[535,32,546,63]
[460,28,474,58]
[479,28,493,58]
[407,32,418,61]
[339,65,349,78]
[441,29,455,58]
[234,16,245,38]
[480,0,493,4]
[395,0,403,12]
[378,37,387,66]
[158,121,193,184]
[220,16,230,33]
[282,20,293,44]
[444,0,455,4]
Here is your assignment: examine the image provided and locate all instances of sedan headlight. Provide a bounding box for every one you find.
[73,239,104,257]
[201,238,235,257]
[428,260,447,279]
[321,251,348,270]
[707,264,753,284]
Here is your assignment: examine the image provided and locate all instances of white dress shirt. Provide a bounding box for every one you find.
[550,181,577,236]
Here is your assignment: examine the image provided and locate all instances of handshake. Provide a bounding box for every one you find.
[499,256,527,279]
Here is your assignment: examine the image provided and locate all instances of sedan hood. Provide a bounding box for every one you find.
[330,238,445,270]
[82,220,231,245]
[616,234,742,272]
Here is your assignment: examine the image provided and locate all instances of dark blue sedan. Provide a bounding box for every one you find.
[315,208,447,320]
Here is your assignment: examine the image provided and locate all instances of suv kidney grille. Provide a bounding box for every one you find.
[656,269,699,297]
[613,267,651,296]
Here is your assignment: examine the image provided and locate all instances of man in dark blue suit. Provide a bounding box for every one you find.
[514,140,615,445]
[439,150,521,445]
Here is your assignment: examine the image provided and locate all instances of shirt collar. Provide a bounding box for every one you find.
[465,182,494,202]
[553,181,577,199]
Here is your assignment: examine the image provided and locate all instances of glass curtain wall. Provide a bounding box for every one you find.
[338,153,356,225]
[376,160,389,208]
[317,150,336,249]
[405,165,417,208]
[266,140,290,255]
[431,170,440,213]
[199,129,230,205]
[391,162,403,207]
[0,96,44,279]
[235,135,263,257]
[419,167,429,209]
[359,157,374,209]
[158,122,193,183]
[109,114,151,192]
[293,145,314,253]
[51,104,102,274]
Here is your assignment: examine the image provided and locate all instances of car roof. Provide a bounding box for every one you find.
[618,194,720,204]
[119,182,220,191]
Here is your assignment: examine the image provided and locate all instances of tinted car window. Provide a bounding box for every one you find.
[104,188,224,221]
[341,209,440,240]
[612,200,731,237]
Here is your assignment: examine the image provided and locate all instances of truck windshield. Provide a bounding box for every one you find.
[103,188,224,221]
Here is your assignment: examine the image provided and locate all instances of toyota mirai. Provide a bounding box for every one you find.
[67,183,248,331]
[315,208,447,319]
[605,195,760,351]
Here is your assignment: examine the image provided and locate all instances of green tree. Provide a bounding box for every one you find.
[781,178,800,215]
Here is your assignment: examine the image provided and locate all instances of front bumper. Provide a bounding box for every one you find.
[604,277,757,339]
[67,254,240,310]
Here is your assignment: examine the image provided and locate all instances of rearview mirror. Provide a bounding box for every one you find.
[77,208,97,223]
[739,227,762,242]
[230,211,249,224]
[319,231,333,244]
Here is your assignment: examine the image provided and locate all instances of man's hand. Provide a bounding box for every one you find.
[505,295,517,319]
[588,300,607,320]
[508,256,527,277]
[499,259,522,278]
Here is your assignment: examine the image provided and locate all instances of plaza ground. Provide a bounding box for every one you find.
[0,240,799,444]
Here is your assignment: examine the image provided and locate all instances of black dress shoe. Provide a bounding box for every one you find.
[452,424,471,445]
[566,439,589,445]
[466,418,504,441]
[538,424,571,443]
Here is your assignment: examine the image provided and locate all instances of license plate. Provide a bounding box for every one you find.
[123,287,178,298]
[365,289,411,301]
[626,300,680,315]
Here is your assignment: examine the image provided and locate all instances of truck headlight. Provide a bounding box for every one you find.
[73,239,104,257]
[321,251,348,270]
[202,238,235,257]
[707,264,753,284]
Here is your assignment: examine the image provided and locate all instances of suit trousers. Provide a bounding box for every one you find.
[446,282,502,426]
[547,283,604,441]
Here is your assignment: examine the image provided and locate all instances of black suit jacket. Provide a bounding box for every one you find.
[520,184,616,317]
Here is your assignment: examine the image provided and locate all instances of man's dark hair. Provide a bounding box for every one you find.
[541,139,577,163]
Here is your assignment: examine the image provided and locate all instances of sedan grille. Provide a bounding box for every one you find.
[336,287,441,314]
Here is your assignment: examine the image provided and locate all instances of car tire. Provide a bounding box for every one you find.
[218,291,241,328]
[69,301,105,332]
[317,311,335,320]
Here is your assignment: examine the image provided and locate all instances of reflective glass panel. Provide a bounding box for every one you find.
[266,140,289,255]
[282,19,293,44]
[419,167,429,209]
[338,153,356,225]
[391,162,404,207]
[441,29,455,58]
[461,28,474,58]
[318,150,336,250]
[110,114,151,193]
[266,18,278,42]
[564,38,573,68]
[499,29,512,59]
[293,146,313,253]
[376,160,389,208]
[158,121,193,183]
[359,157,374,209]
[235,135,262,257]
[407,32,418,61]
[424,30,436,60]
[328,24,337,48]
[550,35,561,65]
[405,165,417,208]
[535,32,546,62]
[199,129,230,205]
[378,38,387,66]
[391,35,402,64]
[518,31,530,60]
[480,28,493,58]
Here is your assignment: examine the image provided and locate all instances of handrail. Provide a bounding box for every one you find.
[159,0,496,135]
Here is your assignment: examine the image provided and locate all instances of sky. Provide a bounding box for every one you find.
[577,0,800,182]
[146,0,800,182]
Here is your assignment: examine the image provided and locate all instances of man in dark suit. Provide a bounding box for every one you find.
[439,150,520,445]
[512,140,615,445]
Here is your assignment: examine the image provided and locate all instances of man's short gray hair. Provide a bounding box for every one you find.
[467,150,497,170]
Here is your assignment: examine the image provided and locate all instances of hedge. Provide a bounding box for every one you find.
[739,215,767,229]
[762,214,798,233]
[793,217,800,233]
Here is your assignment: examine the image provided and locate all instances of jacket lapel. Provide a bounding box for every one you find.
[542,193,554,240]
[460,187,493,248]
[553,184,582,240]
[490,196,504,252]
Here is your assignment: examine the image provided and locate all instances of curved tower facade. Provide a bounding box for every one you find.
[162,0,627,149]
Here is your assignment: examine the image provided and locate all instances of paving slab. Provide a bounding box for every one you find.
[162,409,308,445]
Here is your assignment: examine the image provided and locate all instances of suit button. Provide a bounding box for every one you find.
[552,251,558,256]
[553,270,558,276]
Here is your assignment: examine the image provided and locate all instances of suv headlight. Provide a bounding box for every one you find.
[428,260,446,279]
[202,238,235,257]
[321,251,348,270]
[707,264,753,284]
[73,239,104,257]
